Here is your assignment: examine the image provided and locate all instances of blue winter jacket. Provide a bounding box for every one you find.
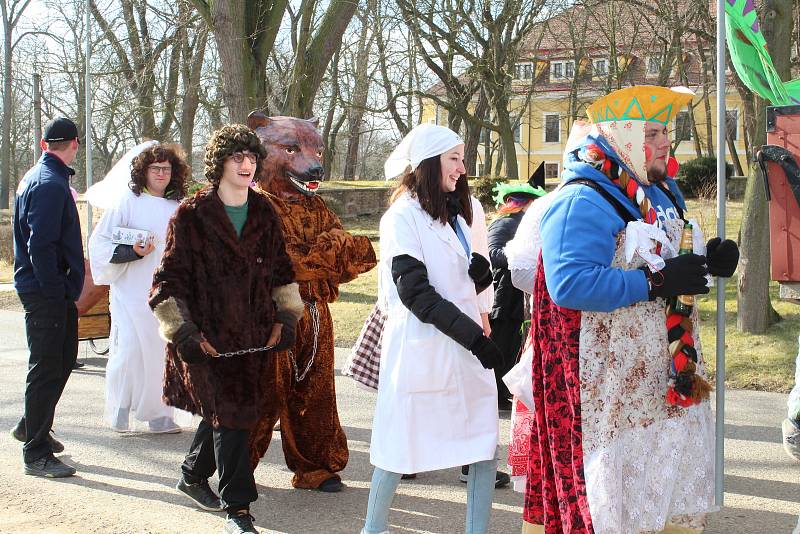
[540,134,686,312]
[13,152,85,300]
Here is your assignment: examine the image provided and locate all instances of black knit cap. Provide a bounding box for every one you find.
[43,117,79,142]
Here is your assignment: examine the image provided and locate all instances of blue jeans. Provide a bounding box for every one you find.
[361,458,497,534]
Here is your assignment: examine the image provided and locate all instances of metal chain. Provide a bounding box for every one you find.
[214,345,275,358]
[288,300,319,382]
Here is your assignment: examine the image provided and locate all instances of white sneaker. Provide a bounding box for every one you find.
[782,418,800,462]
[111,408,130,433]
[148,417,181,434]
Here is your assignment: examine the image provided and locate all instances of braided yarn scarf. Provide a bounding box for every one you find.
[579,144,711,407]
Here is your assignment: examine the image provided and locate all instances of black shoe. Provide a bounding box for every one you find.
[459,465,511,488]
[401,473,417,480]
[223,511,258,534]
[176,476,223,512]
[495,470,510,488]
[73,360,85,369]
[10,421,65,454]
[317,476,344,493]
[24,454,76,478]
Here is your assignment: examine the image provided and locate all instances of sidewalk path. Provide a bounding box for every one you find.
[0,308,798,533]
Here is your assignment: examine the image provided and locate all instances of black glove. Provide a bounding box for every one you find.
[642,253,710,300]
[173,322,207,364]
[468,252,493,294]
[273,322,296,352]
[469,335,502,370]
[706,237,739,278]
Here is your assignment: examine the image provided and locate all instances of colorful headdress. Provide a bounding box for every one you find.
[492,182,546,207]
[587,85,694,125]
[582,86,695,185]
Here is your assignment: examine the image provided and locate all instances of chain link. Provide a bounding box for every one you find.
[288,300,319,382]
[214,345,275,358]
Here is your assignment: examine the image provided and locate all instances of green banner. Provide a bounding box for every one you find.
[725,0,800,105]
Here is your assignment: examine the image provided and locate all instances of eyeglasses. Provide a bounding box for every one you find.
[148,165,172,175]
[230,152,258,164]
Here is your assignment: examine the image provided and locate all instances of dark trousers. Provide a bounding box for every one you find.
[182,419,257,512]
[489,317,523,402]
[19,292,78,463]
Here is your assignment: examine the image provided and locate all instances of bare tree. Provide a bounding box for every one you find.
[737,0,792,333]
[1,0,33,208]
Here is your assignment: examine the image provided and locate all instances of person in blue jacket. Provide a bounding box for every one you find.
[11,117,84,478]
[522,87,740,534]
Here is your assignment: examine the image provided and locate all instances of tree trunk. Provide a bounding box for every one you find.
[179,22,208,170]
[282,0,358,117]
[737,0,791,333]
[494,97,519,179]
[343,5,373,180]
[465,91,489,176]
[1,13,13,209]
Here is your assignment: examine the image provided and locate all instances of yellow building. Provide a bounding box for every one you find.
[420,2,749,181]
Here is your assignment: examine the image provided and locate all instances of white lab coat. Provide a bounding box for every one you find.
[89,189,191,429]
[370,193,498,474]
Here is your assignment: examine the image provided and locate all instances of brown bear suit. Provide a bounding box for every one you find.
[247,115,377,489]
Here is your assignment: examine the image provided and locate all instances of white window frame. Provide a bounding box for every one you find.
[646,55,662,77]
[513,122,522,143]
[515,63,533,80]
[549,60,574,81]
[726,109,739,141]
[542,113,561,144]
[544,162,560,180]
[593,58,608,78]
[674,110,692,142]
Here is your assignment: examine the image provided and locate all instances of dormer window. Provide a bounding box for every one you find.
[593,58,608,76]
[515,63,533,80]
[550,60,575,81]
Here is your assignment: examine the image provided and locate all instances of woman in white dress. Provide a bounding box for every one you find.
[362,125,502,534]
[88,143,192,433]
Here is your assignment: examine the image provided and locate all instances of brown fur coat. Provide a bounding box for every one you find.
[149,187,295,430]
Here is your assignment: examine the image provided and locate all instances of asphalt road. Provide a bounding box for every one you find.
[0,308,798,533]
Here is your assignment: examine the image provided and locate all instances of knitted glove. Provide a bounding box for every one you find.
[642,253,710,299]
[706,237,739,278]
[173,322,207,364]
[468,252,493,293]
[469,335,502,370]
[273,322,296,352]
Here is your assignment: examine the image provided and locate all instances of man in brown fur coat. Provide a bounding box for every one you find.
[150,125,303,534]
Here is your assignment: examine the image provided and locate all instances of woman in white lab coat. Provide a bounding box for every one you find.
[88,143,192,433]
[362,124,502,534]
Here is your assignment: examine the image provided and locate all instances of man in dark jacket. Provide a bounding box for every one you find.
[487,182,545,409]
[12,117,84,478]
[150,124,303,534]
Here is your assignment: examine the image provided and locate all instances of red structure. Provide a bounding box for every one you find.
[760,105,800,284]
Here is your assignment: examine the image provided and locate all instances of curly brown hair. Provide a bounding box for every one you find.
[203,124,266,186]
[129,143,190,200]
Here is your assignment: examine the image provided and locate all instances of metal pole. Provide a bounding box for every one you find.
[85,1,92,247]
[715,0,727,508]
[32,73,41,162]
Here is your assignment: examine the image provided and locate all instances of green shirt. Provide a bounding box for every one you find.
[224,201,249,238]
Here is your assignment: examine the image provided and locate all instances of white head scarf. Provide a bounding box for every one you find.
[384,124,463,180]
[86,140,159,209]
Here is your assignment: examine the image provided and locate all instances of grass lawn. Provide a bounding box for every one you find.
[0,261,12,283]
[334,198,799,393]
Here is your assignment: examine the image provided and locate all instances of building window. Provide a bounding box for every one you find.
[515,63,532,80]
[513,122,521,143]
[674,111,692,141]
[544,113,560,143]
[477,163,484,176]
[544,162,559,180]
[593,58,607,76]
[647,56,661,76]
[550,60,575,80]
[726,110,739,141]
